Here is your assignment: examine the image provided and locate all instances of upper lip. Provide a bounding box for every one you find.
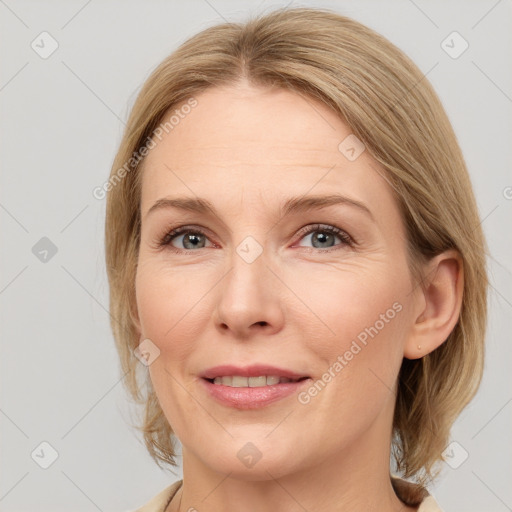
[200,364,310,381]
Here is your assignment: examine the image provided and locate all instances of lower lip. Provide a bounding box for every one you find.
[200,378,311,409]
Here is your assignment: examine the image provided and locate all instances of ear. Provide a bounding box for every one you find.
[404,249,464,360]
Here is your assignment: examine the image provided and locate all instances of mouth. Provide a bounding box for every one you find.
[199,364,312,410]
[199,365,312,409]
[204,375,310,388]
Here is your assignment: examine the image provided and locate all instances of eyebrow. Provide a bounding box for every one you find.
[144,194,374,221]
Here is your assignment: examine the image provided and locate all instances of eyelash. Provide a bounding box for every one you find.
[155,223,354,253]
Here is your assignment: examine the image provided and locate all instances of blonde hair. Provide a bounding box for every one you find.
[105,7,488,485]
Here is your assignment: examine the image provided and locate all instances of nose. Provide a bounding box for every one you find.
[213,242,285,339]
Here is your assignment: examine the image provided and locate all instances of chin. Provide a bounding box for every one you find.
[202,441,306,481]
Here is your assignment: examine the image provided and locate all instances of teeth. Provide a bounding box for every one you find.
[265,376,280,386]
[211,376,297,387]
[249,376,267,387]
[232,376,247,387]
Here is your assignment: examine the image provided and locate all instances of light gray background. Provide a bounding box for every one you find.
[1,1,511,511]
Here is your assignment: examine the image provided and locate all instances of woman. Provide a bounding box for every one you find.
[104,7,487,511]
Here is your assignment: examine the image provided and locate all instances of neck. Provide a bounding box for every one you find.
[168,399,418,512]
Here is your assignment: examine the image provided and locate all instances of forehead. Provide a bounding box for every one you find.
[145,84,350,164]
[139,84,399,223]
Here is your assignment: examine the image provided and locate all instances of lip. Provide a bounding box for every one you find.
[200,378,311,409]
[200,364,309,381]
[199,364,311,409]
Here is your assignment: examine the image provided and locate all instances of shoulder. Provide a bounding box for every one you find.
[391,475,443,511]
[418,495,444,512]
[133,480,182,512]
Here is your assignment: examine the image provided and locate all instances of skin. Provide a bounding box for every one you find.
[133,82,463,512]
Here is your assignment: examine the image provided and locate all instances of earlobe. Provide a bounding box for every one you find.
[404,250,464,360]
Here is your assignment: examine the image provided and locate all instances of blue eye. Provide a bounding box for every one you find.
[160,228,212,250]
[157,223,353,252]
[295,224,353,250]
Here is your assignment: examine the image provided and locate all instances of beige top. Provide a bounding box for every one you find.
[134,476,442,511]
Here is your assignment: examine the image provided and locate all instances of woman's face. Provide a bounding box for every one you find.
[135,83,421,478]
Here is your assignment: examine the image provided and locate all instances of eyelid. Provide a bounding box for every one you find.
[289,225,355,254]
[292,223,354,247]
[155,224,216,249]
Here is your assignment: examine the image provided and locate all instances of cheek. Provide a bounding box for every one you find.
[295,271,408,429]
[134,260,211,361]
[291,263,409,404]
[135,261,212,433]
[294,263,406,347]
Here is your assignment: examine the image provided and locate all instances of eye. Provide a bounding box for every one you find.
[155,223,354,253]
[158,226,213,251]
[294,224,353,251]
